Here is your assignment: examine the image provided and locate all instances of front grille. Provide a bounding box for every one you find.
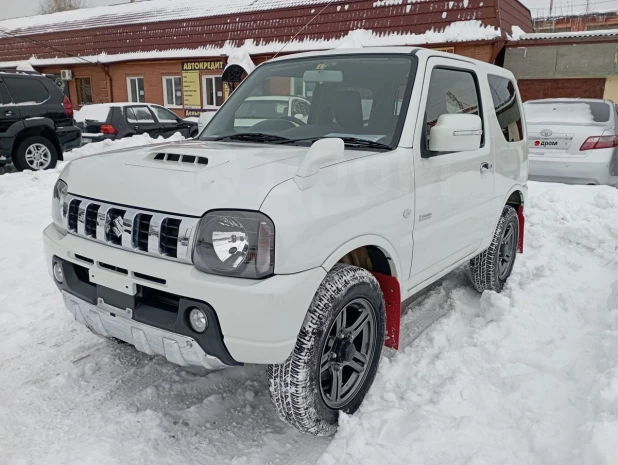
[62,194,199,264]
[68,199,80,232]
[160,218,181,257]
[84,204,99,237]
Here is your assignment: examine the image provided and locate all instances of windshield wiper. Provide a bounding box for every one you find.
[277,136,392,151]
[206,133,292,143]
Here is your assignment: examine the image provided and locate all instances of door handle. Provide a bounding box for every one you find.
[133,125,140,131]
[4,110,13,116]
[480,162,492,172]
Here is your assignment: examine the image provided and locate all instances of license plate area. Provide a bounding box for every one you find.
[529,137,572,150]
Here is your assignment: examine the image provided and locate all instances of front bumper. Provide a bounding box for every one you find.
[43,223,326,365]
[529,156,618,186]
[62,291,228,369]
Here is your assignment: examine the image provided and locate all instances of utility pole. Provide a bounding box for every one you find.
[549,0,554,16]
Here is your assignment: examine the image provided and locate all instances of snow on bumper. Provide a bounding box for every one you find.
[529,156,618,186]
[43,223,326,364]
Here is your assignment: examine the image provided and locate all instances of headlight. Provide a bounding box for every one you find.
[52,179,68,233]
[192,210,275,279]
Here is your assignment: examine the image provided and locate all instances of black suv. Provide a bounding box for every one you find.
[0,70,81,171]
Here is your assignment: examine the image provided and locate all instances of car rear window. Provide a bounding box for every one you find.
[3,77,50,104]
[524,101,611,124]
[74,105,111,123]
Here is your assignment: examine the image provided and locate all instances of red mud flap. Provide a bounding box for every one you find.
[371,272,401,350]
[517,205,525,253]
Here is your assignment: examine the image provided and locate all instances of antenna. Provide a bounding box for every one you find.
[272,0,338,59]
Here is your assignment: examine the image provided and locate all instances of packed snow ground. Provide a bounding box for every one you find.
[1,136,617,465]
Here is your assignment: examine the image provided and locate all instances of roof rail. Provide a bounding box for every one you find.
[0,68,41,75]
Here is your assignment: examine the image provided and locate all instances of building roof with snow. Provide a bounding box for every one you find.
[0,0,533,66]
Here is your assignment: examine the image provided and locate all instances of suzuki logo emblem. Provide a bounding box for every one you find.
[106,215,124,239]
[541,129,553,137]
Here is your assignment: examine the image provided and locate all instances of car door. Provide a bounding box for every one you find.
[125,106,161,137]
[410,59,495,284]
[150,105,192,138]
[0,80,22,158]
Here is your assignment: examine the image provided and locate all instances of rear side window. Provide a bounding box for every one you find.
[126,106,155,123]
[0,82,11,104]
[487,75,523,143]
[524,101,611,124]
[3,77,50,104]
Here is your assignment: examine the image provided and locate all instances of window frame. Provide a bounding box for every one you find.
[127,77,146,103]
[162,76,182,108]
[75,76,93,106]
[422,64,485,157]
[202,75,223,109]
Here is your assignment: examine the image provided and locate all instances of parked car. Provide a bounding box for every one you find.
[43,48,528,436]
[75,103,199,144]
[233,95,311,128]
[525,98,618,186]
[197,111,217,133]
[0,69,81,171]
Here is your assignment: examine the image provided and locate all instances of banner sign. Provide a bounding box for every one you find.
[182,70,201,109]
[182,60,225,72]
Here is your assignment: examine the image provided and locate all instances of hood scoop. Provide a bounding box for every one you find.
[153,152,209,166]
[125,146,229,172]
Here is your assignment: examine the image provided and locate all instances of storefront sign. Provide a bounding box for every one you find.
[182,70,201,109]
[185,109,205,117]
[182,60,225,72]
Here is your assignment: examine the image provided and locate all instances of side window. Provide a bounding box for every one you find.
[487,74,523,143]
[3,77,50,104]
[127,77,145,103]
[425,67,481,146]
[75,77,93,106]
[151,106,179,122]
[126,106,155,123]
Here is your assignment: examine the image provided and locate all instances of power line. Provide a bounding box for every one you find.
[272,0,337,59]
[528,0,617,11]
[0,26,97,66]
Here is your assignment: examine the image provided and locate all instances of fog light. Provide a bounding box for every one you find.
[53,262,64,283]
[189,307,208,333]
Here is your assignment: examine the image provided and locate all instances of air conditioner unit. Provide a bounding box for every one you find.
[60,70,73,81]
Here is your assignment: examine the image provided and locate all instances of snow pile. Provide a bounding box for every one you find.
[320,183,618,465]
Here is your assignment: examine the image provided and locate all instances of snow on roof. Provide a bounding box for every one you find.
[0,0,346,37]
[0,20,502,69]
[515,28,618,41]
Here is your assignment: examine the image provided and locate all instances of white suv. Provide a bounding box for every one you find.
[43,48,528,436]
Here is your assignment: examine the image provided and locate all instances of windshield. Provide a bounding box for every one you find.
[524,101,611,125]
[200,54,417,149]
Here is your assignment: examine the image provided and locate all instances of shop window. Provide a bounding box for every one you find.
[127,77,145,103]
[202,76,224,108]
[163,76,182,108]
[75,77,93,105]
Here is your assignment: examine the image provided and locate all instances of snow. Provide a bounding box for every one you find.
[524,102,597,124]
[0,21,502,69]
[225,47,256,75]
[0,0,346,37]
[1,136,618,464]
[73,105,112,123]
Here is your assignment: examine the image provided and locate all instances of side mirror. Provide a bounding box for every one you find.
[428,113,482,153]
[295,138,345,190]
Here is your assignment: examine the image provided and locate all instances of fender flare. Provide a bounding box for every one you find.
[321,234,403,278]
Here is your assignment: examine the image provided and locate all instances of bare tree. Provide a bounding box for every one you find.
[38,0,86,14]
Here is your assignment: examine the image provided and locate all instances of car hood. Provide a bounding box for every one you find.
[62,139,314,216]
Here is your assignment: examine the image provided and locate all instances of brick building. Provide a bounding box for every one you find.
[533,10,618,33]
[0,0,533,118]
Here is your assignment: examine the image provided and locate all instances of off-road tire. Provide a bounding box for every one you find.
[13,136,58,171]
[470,205,519,293]
[268,264,386,436]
